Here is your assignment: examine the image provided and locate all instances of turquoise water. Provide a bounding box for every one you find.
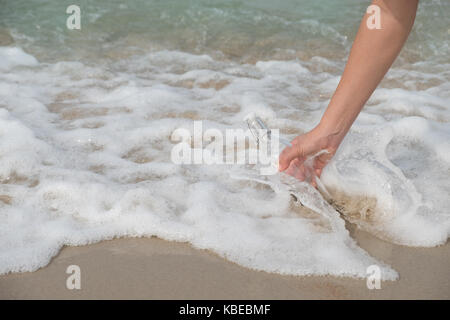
[0,1,449,277]
[1,0,449,63]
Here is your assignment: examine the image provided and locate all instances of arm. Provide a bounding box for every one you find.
[279,0,418,182]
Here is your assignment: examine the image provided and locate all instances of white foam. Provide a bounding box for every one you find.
[0,47,38,70]
[321,121,450,246]
[0,47,448,279]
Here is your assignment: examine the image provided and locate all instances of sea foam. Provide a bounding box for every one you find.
[0,47,448,279]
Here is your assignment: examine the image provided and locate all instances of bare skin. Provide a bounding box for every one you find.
[279,0,419,186]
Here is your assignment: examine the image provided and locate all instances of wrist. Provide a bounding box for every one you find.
[314,119,347,152]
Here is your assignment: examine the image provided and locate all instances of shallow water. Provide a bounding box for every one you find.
[0,0,449,278]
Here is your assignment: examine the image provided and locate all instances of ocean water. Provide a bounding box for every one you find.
[0,0,449,278]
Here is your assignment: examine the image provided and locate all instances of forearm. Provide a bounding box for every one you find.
[278,0,418,173]
[318,0,418,148]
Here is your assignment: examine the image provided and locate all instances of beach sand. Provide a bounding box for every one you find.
[1,223,449,300]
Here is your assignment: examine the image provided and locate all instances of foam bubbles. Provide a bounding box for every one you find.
[0,47,38,70]
[0,45,448,279]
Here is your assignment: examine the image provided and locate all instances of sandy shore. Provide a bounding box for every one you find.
[0,223,449,299]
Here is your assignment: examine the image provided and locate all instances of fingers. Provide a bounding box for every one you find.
[285,158,306,181]
[315,168,322,177]
[278,132,335,191]
[278,135,316,171]
[278,144,300,172]
[312,152,333,177]
[285,157,321,189]
[311,176,317,188]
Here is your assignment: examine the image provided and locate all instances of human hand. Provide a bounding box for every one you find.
[278,125,342,187]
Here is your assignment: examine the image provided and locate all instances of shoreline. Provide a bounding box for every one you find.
[1,223,449,299]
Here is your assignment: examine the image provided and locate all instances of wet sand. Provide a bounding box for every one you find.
[0,223,449,299]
